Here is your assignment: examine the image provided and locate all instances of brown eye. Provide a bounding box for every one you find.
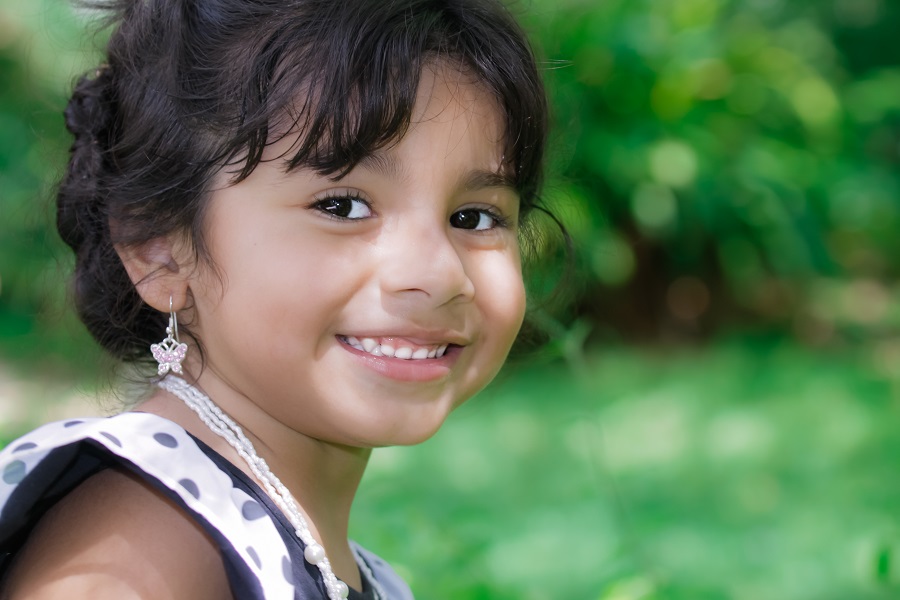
[313,195,372,220]
[450,209,496,230]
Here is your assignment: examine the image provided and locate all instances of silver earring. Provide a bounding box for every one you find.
[150,297,187,376]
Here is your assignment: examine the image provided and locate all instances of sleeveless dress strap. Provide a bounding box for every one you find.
[0,412,415,599]
[0,413,293,600]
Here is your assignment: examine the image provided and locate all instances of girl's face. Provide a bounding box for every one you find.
[185,66,526,447]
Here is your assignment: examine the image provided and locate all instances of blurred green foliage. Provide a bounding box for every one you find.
[520,0,900,344]
[3,0,900,355]
[0,0,103,375]
[355,342,900,599]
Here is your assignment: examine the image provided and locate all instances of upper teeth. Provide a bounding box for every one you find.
[344,336,448,359]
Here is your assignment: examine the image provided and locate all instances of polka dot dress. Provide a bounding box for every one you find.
[0,413,414,600]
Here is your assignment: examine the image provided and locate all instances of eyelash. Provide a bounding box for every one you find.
[310,190,373,221]
[450,207,512,231]
[310,191,512,231]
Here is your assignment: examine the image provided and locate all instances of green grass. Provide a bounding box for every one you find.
[4,339,898,598]
[351,340,900,599]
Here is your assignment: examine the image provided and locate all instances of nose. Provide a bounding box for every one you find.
[379,219,475,308]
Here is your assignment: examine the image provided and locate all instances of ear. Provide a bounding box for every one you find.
[115,236,192,313]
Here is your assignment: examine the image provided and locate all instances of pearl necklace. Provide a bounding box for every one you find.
[159,375,386,600]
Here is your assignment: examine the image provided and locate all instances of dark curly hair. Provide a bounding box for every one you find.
[58,0,549,364]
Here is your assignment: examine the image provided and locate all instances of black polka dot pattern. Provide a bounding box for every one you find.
[179,478,200,499]
[99,432,122,447]
[242,499,266,521]
[247,546,262,569]
[0,412,413,600]
[2,460,26,484]
[153,433,178,448]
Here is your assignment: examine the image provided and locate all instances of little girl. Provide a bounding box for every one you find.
[0,0,548,597]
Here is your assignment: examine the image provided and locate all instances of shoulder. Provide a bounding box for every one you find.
[0,413,294,600]
[2,466,231,600]
[353,543,416,600]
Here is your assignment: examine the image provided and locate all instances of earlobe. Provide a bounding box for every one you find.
[115,237,191,313]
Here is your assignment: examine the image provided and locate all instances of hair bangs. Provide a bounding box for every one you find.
[217,1,546,205]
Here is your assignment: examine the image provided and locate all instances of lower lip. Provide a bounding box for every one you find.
[338,338,460,382]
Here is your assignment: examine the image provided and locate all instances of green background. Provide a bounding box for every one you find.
[1,0,899,598]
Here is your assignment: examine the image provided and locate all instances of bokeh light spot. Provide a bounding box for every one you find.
[791,77,840,127]
[631,182,678,231]
[591,234,636,287]
[649,140,698,188]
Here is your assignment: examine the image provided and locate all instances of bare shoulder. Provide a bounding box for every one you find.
[2,468,232,600]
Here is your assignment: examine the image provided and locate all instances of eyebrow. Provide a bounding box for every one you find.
[357,152,515,192]
[460,169,516,192]
[357,153,408,182]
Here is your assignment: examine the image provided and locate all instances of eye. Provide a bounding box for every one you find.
[449,208,506,231]
[312,194,373,220]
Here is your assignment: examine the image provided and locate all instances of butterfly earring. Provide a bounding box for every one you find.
[151,297,188,376]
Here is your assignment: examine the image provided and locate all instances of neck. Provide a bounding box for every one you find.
[254,424,371,545]
[138,373,371,586]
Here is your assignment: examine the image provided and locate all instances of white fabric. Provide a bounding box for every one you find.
[0,413,413,599]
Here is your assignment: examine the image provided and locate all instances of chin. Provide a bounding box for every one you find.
[352,412,451,448]
[385,427,443,447]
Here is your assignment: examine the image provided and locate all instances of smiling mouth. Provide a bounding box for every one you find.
[337,335,453,360]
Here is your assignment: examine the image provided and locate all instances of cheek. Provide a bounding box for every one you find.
[477,252,527,345]
[456,252,524,409]
[500,276,527,345]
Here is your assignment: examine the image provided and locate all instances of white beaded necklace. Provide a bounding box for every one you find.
[159,375,386,600]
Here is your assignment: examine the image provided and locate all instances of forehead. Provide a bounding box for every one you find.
[274,63,507,173]
[411,63,503,130]
[217,60,509,190]
[388,64,506,166]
